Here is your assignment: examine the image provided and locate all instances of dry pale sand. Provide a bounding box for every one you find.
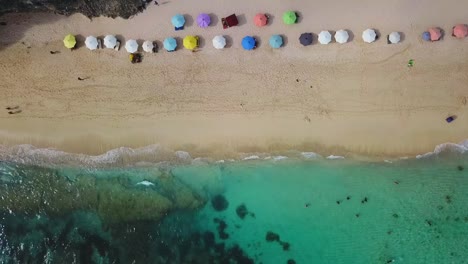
[0,0,467,159]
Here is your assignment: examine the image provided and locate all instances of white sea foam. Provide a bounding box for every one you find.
[243,155,260,160]
[272,156,288,161]
[136,180,155,186]
[326,155,345,160]
[301,152,322,159]
[416,140,468,159]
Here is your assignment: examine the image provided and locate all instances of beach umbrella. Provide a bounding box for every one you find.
[85,36,98,50]
[269,35,283,48]
[242,36,256,50]
[453,24,468,39]
[334,30,349,44]
[318,31,332,44]
[163,37,177,51]
[422,31,431,41]
[254,13,268,27]
[104,35,117,49]
[172,14,186,28]
[388,32,400,44]
[212,35,226,49]
[362,28,377,43]
[63,34,76,49]
[299,33,313,46]
[197,13,211,28]
[125,39,138,53]
[183,35,198,50]
[142,40,154,53]
[428,27,441,41]
[283,11,297,25]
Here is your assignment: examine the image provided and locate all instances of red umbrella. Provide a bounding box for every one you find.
[428,27,441,41]
[453,24,468,39]
[254,13,268,27]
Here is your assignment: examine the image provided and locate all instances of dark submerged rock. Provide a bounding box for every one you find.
[287,259,296,264]
[457,165,464,171]
[265,231,280,242]
[236,204,249,219]
[211,194,229,211]
[280,241,290,251]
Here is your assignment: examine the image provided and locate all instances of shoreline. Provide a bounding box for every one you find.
[1,0,468,159]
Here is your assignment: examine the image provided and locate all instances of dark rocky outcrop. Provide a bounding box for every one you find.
[0,0,152,19]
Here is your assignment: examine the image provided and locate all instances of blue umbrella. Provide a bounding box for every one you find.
[269,35,283,48]
[163,37,177,51]
[242,36,256,50]
[422,31,431,41]
[172,14,185,28]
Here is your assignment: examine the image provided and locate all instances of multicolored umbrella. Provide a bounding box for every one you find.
[212,35,226,49]
[362,28,377,43]
[388,32,400,44]
[299,33,313,46]
[172,14,185,28]
[85,36,98,50]
[125,39,138,53]
[318,31,332,44]
[453,24,467,39]
[63,34,76,49]
[142,41,154,53]
[269,35,283,48]
[163,37,177,51]
[283,11,297,25]
[104,35,117,49]
[428,27,441,41]
[242,36,256,50]
[334,30,349,44]
[197,13,211,28]
[183,35,198,50]
[422,31,431,41]
[254,13,268,27]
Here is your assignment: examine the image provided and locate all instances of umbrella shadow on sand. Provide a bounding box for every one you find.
[209,13,219,27]
[295,11,303,24]
[197,36,206,49]
[72,34,86,49]
[236,14,247,27]
[345,29,355,42]
[280,34,288,47]
[115,34,127,47]
[266,13,275,26]
[253,35,262,49]
[224,35,233,48]
[174,36,183,50]
[183,14,194,27]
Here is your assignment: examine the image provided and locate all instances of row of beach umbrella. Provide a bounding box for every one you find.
[64,25,467,52]
[170,12,297,29]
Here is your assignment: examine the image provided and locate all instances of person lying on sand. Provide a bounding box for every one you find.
[8,110,22,114]
[6,106,19,110]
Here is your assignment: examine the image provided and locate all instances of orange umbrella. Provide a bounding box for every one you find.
[254,13,268,27]
[428,27,442,41]
[453,24,468,39]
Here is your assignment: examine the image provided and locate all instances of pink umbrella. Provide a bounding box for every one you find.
[197,13,211,28]
[428,27,442,41]
[254,13,268,27]
[453,24,468,39]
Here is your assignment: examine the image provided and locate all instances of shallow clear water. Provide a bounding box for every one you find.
[0,153,467,264]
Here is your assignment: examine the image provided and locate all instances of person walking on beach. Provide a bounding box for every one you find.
[154,1,159,5]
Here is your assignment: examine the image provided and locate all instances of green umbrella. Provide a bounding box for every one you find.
[283,11,297,25]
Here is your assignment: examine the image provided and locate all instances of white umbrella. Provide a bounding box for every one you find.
[142,40,154,53]
[85,36,98,50]
[388,32,400,44]
[125,39,138,53]
[334,30,349,44]
[212,35,226,49]
[362,29,377,43]
[104,35,117,49]
[318,31,332,44]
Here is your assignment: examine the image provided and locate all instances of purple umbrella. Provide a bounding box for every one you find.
[197,13,211,28]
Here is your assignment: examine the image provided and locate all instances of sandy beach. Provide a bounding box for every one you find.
[0,0,467,158]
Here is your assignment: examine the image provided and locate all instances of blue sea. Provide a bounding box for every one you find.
[0,142,467,264]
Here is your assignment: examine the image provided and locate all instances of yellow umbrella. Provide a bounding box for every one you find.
[183,35,198,50]
[63,34,76,49]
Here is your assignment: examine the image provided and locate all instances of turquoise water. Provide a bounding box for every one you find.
[0,150,467,263]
